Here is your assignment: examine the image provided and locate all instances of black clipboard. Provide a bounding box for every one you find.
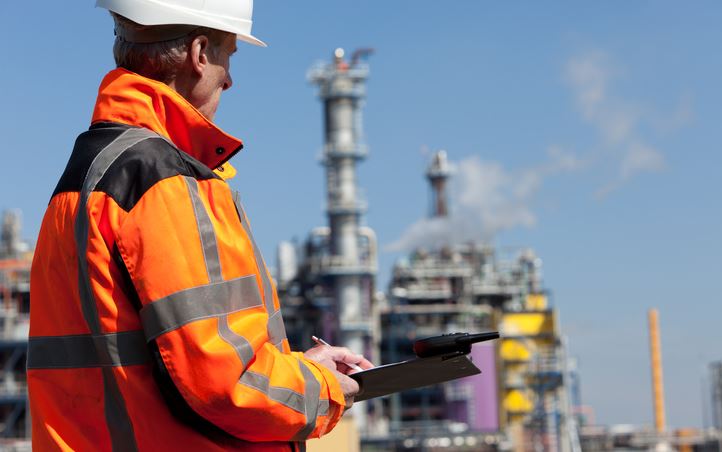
[349,353,481,401]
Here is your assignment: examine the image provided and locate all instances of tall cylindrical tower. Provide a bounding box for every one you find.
[648,308,666,434]
[711,361,722,430]
[426,150,451,218]
[308,48,376,359]
[1,211,22,259]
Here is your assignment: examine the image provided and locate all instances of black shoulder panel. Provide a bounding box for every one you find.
[96,135,219,211]
[53,123,220,212]
[52,124,125,198]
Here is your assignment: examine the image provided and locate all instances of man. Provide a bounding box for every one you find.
[27,1,371,450]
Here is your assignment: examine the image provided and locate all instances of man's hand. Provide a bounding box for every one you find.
[304,345,373,408]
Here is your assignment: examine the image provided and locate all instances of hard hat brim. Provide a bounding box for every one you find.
[236,33,266,48]
[97,0,267,47]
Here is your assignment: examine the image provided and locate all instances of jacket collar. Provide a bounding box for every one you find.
[91,68,243,170]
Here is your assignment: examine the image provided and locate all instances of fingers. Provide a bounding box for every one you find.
[336,355,373,375]
[336,362,360,375]
[307,345,354,364]
[305,348,368,410]
[337,351,374,372]
[304,345,374,374]
[326,346,375,369]
[332,370,360,409]
[303,346,337,372]
[351,356,374,370]
[323,346,357,362]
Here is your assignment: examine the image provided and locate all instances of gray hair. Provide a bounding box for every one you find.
[112,13,229,83]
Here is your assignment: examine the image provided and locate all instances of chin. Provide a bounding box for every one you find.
[204,101,221,121]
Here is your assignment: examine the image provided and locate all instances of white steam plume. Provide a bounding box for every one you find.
[386,147,580,252]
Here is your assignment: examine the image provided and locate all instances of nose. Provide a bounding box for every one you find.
[223,71,233,91]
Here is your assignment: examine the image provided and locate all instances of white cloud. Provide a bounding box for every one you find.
[566,53,640,144]
[566,52,671,196]
[546,146,585,172]
[621,142,666,179]
[596,142,667,198]
[566,52,610,120]
[387,51,686,252]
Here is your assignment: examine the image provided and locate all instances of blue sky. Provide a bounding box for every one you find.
[2,1,720,428]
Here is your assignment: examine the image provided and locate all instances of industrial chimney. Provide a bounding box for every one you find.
[426,150,451,218]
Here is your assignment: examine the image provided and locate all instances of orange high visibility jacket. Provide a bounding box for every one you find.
[28,68,346,451]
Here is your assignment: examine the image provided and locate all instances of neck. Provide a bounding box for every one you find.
[167,71,212,121]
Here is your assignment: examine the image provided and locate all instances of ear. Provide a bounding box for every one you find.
[189,35,210,78]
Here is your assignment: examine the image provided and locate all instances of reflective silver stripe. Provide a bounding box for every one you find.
[318,399,330,417]
[232,193,274,311]
[141,275,262,341]
[268,311,287,351]
[231,191,288,350]
[75,128,157,335]
[292,361,322,441]
[269,387,306,415]
[75,127,159,452]
[239,370,306,414]
[103,367,136,451]
[27,331,149,369]
[184,177,223,284]
[217,314,254,368]
[239,370,268,392]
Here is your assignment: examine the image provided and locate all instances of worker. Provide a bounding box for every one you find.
[27,1,372,450]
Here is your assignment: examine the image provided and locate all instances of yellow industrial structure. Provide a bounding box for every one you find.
[499,293,576,452]
[500,295,558,420]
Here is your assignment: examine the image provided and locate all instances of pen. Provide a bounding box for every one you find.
[311,335,364,372]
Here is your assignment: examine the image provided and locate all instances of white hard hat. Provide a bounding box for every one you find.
[96,0,266,47]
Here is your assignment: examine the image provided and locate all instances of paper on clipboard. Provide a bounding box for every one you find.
[349,354,481,401]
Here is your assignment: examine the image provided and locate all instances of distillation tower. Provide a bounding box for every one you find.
[306,48,376,355]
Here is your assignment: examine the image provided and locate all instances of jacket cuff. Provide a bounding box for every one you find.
[292,352,347,436]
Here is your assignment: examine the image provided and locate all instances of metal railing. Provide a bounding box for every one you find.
[307,254,377,276]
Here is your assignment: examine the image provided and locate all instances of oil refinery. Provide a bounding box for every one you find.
[276,48,574,452]
[1,49,721,451]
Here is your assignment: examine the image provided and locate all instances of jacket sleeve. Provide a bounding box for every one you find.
[115,174,347,442]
